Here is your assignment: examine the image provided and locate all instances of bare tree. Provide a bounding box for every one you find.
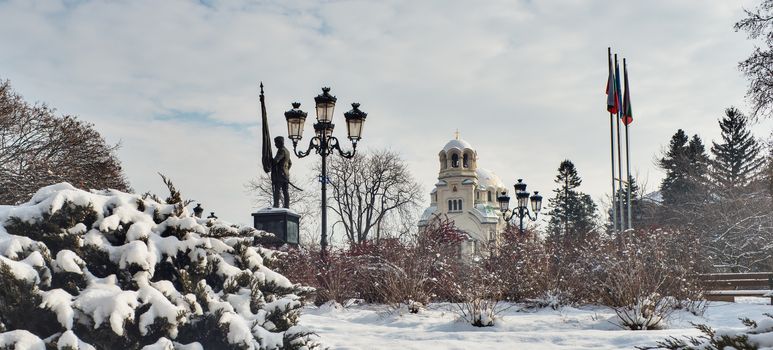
[0,80,129,204]
[735,0,773,119]
[324,149,423,244]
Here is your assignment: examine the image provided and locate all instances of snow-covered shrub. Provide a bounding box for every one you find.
[277,215,466,310]
[350,216,465,309]
[452,260,507,327]
[640,313,773,349]
[0,182,319,349]
[490,228,555,303]
[522,289,572,311]
[589,228,705,330]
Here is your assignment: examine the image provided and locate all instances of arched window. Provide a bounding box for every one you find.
[448,200,453,211]
[457,199,463,211]
[439,153,447,170]
[463,153,469,168]
[451,153,460,168]
[487,191,492,202]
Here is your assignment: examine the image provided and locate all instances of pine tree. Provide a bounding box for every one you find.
[547,160,598,242]
[658,130,709,211]
[710,107,766,192]
[607,175,647,230]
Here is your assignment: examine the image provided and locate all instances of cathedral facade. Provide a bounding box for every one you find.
[418,136,508,257]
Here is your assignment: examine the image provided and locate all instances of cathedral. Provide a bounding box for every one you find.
[418,135,508,257]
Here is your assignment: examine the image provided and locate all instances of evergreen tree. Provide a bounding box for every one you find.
[710,107,766,192]
[658,130,709,211]
[547,160,598,242]
[607,175,647,230]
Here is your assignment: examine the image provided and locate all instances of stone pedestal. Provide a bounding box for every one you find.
[251,208,300,245]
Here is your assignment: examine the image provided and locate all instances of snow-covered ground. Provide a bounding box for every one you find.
[301,298,772,349]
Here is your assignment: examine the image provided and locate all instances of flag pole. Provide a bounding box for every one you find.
[623,59,633,230]
[607,48,618,233]
[614,54,625,230]
[610,111,617,232]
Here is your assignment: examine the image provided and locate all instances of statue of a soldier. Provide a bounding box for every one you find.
[271,136,292,208]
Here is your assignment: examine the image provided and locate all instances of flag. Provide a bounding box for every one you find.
[260,82,273,174]
[606,48,619,114]
[614,54,622,117]
[622,60,633,126]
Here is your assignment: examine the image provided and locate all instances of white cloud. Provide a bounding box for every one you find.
[0,0,767,228]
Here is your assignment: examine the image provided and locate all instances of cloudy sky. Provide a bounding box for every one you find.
[1,0,769,230]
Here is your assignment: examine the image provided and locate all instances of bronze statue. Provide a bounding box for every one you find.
[271,136,292,208]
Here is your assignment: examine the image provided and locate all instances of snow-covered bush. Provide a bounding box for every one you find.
[0,182,319,349]
[522,289,572,311]
[349,216,465,308]
[277,215,465,309]
[452,260,507,327]
[640,313,773,349]
[489,228,556,303]
[589,228,704,330]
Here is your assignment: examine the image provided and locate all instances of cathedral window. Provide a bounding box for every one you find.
[448,199,463,212]
[451,153,459,168]
[463,153,469,168]
[487,191,492,202]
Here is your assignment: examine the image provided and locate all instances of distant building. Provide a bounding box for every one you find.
[418,135,507,258]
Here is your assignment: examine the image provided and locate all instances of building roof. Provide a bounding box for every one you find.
[476,167,505,189]
[442,138,474,152]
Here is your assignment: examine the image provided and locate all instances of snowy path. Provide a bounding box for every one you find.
[301,299,772,349]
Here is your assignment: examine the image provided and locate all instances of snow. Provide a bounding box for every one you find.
[0,183,313,349]
[0,253,41,283]
[300,299,773,350]
[57,330,96,350]
[136,273,187,337]
[220,311,257,348]
[72,276,140,336]
[141,338,203,350]
[54,249,85,274]
[39,288,75,329]
[0,330,45,350]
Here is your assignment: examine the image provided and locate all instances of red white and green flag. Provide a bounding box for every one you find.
[622,60,633,125]
[606,48,619,114]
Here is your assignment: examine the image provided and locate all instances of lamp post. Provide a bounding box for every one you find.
[193,203,203,218]
[284,87,367,257]
[496,179,543,234]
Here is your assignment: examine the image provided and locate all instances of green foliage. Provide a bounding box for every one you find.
[658,130,710,219]
[608,175,649,230]
[0,179,318,349]
[710,107,766,192]
[640,313,773,349]
[4,201,96,255]
[0,263,60,338]
[547,160,598,242]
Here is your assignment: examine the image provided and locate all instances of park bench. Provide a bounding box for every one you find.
[702,272,773,305]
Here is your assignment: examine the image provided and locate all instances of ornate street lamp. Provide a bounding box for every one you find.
[497,179,542,234]
[284,87,367,256]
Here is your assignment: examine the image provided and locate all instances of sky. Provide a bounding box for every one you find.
[1,0,770,233]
